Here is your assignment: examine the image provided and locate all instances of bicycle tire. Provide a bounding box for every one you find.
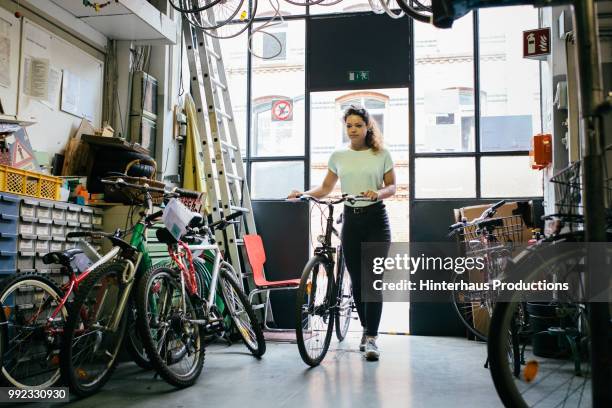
[218,265,266,357]
[136,266,205,388]
[295,255,335,367]
[60,262,128,397]
[0,272,66,388]
[488,244,596,408]
[169,0,223,13]
[187,0,245,31]
[395,0,432,24]
[451,272,491,342]
[334,249,353,342]
[201,0,257,40]
[124,299,152,370]
[379,0,404,19]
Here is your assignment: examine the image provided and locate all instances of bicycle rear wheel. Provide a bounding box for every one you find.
[0,273,66,388]
[218,265,266,357]
[60,263,128,397]
[334,249,353,342]
[295,256,334,366]
[488,245,596,407]
[136,266,205,388]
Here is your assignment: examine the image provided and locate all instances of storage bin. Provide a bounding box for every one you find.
[65,208,80,223]
[51,224,65,237]
[0,194,20,216]
[20,199,37,218]
[0,250,17,274]
[49,240,64,252]
[36,223,51,238]
[79,208,93,224]
[0,214,18,237]
[19,220,36,236]
[17,252,35,272]
[92,208,103,226]
[18,239,35,252]
[35,239,49,254]
[36,202,53,220]
[0,165,61,200]
[0,232,18,253]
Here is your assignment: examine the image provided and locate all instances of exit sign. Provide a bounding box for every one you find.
[348,71,370,82]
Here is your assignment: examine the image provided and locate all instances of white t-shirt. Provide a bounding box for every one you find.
[328,147,394,207]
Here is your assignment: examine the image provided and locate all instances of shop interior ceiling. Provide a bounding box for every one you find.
[27,0,176,44]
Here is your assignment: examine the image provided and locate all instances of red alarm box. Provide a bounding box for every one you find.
[530,134,552,170]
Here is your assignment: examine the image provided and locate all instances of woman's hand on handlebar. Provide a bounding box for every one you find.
[361,190,379,201]
[287,190,303,200]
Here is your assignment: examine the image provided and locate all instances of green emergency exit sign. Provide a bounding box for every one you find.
[348,71,370,82]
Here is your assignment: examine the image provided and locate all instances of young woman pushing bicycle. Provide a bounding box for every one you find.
[288,105,396,361]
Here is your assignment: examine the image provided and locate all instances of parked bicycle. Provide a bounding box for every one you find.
[293,194,367,366]
[58,178,197,396]
[135,203,265,388]
[448,199,524,341]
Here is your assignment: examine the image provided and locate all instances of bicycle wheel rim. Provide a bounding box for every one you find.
[488,246,594,408]
[144,268,202,380]
[0,277,65,388]
[219,269,260,352]
[65,269,126,392]
[451,272,490,341]
[295,257,334,365]
[335,268,353,341]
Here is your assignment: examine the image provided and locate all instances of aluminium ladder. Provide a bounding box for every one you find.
[182,14,258,291]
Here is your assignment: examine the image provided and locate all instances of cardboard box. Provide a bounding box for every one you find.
[456,201,533,245]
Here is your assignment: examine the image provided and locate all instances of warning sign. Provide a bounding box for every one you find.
[271,99,293,122]
[523,28,550,60]
[9,129,37,170]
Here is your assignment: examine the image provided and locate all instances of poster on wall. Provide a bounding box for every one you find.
[60,68,80,117]
[23,57,50,99]
[0,17,10,88]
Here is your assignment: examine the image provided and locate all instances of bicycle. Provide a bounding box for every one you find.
[487,160,612,407]
[293,194,369,367]
[58,178,197,397]
[135,205,265,387]
[448,199,524,341]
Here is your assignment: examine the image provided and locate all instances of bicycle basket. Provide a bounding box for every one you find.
[549,160,582,219]
[460,215,525,256]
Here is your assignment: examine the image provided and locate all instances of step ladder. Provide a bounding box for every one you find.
[182,15,258,291]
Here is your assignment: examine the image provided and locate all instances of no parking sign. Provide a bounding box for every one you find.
[271,99,293,122]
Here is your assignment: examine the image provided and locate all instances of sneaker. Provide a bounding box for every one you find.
[364,336,380,361]
[359,332,367,352]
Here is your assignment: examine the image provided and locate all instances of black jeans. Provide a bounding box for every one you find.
[341,202,391,337]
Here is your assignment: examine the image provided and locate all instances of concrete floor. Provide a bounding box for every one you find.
[47,330,503,408]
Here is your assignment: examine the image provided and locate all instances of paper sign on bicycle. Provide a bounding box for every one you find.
[163,198,196,240]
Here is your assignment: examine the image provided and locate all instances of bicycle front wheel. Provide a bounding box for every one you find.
[488,245,595,407]
[136,266,205,388]
[218,265,266,357]
[295,256,335,366]
[0,272,66,388]
[60,262,128,397]
[451,271,492,341]
[334,249,353,342]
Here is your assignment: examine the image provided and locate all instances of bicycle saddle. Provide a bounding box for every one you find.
[188,213,204,228]
[43,248,84,266]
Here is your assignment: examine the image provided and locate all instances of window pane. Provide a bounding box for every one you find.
[219,26,248,157]
[309,88,409,193]
[251,161,304,199]
[479,6,540,152]
[251,19,305,157]
[415,157,476,198]
[310,0,372,15]
[414,13,475,153]
[481,156,543,197]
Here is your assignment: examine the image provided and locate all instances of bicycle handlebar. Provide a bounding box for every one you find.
[292,194,375,205]
[447,199,507,236]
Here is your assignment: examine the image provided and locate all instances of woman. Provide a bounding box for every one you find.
[288,105,396,361]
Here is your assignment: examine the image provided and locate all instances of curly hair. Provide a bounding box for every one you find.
[343,105,383,153]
